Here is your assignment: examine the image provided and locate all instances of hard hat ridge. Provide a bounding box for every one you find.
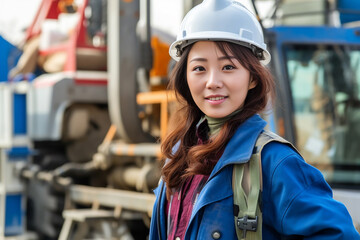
[204,0,232,11]
[169,0,271,65]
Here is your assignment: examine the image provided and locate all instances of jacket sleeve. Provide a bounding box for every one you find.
[261,142,360,239]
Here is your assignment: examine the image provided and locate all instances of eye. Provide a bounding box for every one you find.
[193,66,205,72]
[223,65,235,71]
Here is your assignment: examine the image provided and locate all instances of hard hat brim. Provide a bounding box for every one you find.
[169,37,271,65]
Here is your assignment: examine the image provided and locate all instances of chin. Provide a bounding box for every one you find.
[206,113,228,118]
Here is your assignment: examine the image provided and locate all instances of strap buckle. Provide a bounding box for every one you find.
[236,215,258,238]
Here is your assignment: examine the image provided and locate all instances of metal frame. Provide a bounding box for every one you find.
[0,149,6,238]
[27,71,107,141]
[136,90,176,140]
[57,184,156,239]
[69,185,155,217]
[267,25,360,144]
[0,84,12,148]
[0,83,11,238]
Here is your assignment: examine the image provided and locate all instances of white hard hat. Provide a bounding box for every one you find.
[169,0,271,65]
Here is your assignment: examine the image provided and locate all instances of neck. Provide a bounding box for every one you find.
[205,108,242,136]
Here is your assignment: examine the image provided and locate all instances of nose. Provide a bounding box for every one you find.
[206,70,223,89]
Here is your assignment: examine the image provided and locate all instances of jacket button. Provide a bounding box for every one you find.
[212,231,221,239]
[175,237,181,240]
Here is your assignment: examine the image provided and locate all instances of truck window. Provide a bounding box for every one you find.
[284,44,360,188]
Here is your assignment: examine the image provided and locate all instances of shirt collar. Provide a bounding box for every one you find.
[208,114,267,179]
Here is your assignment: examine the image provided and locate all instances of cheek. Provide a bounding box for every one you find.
[187,75,200,95]
[188,84,201,104]
[186,72,193,91]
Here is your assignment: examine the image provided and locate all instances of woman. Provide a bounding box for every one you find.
[149,0,360,239]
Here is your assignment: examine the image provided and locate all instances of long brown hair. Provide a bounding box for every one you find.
[161,41,275,198]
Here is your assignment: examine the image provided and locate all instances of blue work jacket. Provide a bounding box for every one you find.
[149,114,360,240]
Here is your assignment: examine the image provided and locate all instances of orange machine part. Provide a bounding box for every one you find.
[150,37,171,78]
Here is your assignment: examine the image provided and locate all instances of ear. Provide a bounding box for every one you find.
[248,76,257,90]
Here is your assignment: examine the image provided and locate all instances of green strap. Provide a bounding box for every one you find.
[246,157,261,218]
[233,163,247,216]
[233,153,262,240]
[233,130,296,240]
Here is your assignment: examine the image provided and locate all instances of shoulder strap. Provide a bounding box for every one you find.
[233,130,294,240]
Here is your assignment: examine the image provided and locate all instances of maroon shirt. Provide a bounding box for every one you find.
[166,175,209,240]
[166,118,216,240]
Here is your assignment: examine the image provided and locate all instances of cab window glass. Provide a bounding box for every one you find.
[285,44,360,188]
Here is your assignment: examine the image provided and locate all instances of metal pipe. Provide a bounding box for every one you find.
[109,166,142,189]
[108,163,160,191]
[69,185,156,216]
[109,141,161,158]
[52,162,96,177]
[21,168,72,187]
[107,0,154,143]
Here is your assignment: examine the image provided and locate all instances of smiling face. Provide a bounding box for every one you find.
[186,41,256,118]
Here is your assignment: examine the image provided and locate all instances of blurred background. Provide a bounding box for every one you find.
[0,0,359,239]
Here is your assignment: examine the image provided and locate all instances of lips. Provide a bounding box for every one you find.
[205,95,228,105]
[205,95,227,100]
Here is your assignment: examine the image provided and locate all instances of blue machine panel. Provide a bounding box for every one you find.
[5,193,24,236]
[13,93,27,135]
[338,0,360,24]
[0,36,21,82]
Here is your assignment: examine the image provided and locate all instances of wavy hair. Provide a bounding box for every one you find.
[161,41,275,199]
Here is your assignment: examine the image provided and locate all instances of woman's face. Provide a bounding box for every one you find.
[186,41,255,118]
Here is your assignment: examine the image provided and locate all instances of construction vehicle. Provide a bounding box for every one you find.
[0,0,359,239]
[0,0,183,238]
[260,0,360,231]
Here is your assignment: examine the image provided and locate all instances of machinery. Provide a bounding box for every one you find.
[0,0,189,238]
[0,0,359,239]
[257,0,360,230]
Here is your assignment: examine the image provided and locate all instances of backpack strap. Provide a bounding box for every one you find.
[233,130,295,240]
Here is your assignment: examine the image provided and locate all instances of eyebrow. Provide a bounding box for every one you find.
[189,56,236,63]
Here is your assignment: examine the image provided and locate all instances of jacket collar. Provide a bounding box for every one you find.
[184,114,266,237]
[208,114,267,180]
